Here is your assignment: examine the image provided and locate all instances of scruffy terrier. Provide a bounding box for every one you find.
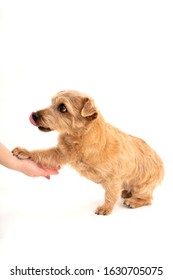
[12,90,164,215]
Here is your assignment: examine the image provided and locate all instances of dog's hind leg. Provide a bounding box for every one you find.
[123,170,164,209]
[123,196,152,208]
[123,183,154,209]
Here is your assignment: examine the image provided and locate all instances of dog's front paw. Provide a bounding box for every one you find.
[95,205,113,215]
[12,147,31,160]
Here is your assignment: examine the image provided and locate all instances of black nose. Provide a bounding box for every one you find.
[32,112,40,123]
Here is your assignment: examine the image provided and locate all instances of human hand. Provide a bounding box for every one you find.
[19,159,60,179]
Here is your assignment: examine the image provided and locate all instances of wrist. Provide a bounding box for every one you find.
[11,156,25,173]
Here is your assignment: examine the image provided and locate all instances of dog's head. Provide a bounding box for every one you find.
[29,90,99,134]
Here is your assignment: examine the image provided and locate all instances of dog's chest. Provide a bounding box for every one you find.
[70,158,102,184]
[60,136,104,183]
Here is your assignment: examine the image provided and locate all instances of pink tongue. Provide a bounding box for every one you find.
[29,113,38,126]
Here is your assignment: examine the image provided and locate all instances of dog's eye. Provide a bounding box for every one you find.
[58,103,67,113]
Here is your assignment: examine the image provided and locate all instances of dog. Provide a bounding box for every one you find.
[12,90,164,215]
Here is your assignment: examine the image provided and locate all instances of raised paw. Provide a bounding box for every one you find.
[12,147,31,160]
[95,205,113,215]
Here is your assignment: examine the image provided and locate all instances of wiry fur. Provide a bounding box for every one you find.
[12,90,164,215]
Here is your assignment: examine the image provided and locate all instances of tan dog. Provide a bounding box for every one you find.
[12,90,164,215]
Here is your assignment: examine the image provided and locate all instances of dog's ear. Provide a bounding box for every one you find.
[81,98,98,120]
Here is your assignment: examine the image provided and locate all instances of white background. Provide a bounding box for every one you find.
[0,0,173,279]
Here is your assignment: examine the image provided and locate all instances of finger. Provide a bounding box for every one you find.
[39,165,61,173]
[42,168,60,175]
[47,170,59,175]
[47,167,60,172]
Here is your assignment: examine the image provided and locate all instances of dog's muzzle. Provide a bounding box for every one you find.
[29,112,51,132]
[32,112,40,124]
[29,112,38,126]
